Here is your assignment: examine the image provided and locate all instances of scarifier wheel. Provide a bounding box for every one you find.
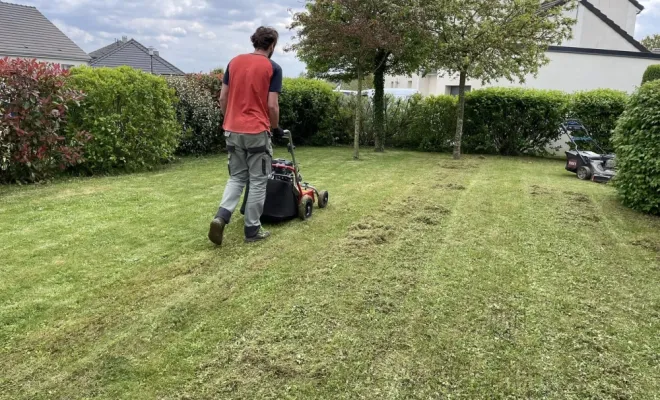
[299,195,314,220]
[318,190,329,209]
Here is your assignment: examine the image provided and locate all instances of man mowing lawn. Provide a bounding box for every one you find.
[208,26,284,245]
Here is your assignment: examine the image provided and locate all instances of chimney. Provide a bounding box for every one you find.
[122,36,128,42]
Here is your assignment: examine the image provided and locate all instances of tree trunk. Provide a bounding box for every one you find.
[373,52,387,153]
[453,70,467,160]
[354,67,362,160]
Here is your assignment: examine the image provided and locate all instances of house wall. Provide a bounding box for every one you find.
[1,55,88,69]
[589,0,639,36]
[399,51,658,97]
[560,5,583,47]
[576,4,639,51]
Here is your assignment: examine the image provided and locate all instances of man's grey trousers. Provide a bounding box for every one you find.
[215,131,272,238]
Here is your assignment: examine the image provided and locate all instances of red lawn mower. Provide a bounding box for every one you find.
[240,130,329,222]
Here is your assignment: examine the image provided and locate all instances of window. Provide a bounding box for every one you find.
[407,80,413,89]
[447,85,471,96]
[61,64,74,71]
[391,82,395,88]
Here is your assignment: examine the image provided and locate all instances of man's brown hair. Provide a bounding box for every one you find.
[251,26,279,51]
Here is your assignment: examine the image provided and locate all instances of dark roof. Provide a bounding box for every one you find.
[549,46,660,59]
[0,1,89,62]
[89,41,123,59]
[89,39,185,75]
[540,0,570,12]
[629,0,644,11]
[580,0,649,53]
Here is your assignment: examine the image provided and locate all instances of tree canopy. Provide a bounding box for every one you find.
[641,34,660,51]
[289,0,430,153]
[423,0,577,158]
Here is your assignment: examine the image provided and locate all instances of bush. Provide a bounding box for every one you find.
[612,80,660,215]
[568,89,628,152]
[280,78,346,145]
[189,72,223,99]
[389,94,456,152]
[0,58,89,183]
[463,88,570,155]
[641,64,660,84]
[66,66,181,173]
[166,76,223,155]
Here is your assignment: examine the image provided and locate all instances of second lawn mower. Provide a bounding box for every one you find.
[562,119,617,183]
[240,130,329,222]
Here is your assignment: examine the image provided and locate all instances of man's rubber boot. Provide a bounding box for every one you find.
[245,229,271,243]
[208,218,226,246]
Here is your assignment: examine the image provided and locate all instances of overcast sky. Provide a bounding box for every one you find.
[10,0,660,76]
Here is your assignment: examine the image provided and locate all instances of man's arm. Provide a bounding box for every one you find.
[268,62,283,130]
[219,65,230,115]
[219,83,229,116]
[268,92,279,129]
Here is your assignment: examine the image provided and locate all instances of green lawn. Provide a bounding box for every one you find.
[1,148,659,399]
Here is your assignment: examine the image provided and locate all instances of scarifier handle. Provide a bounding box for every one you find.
[282,130,299,179]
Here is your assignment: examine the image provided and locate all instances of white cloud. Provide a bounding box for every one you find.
[637,0,660,38]
[52,19,95,43]
[171,27,187,36]
[199,31,217,40]
[188,22,204,33]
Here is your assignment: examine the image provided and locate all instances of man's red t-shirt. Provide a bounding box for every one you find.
[222,54,283,134]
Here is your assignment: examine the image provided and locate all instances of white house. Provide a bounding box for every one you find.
[0,1,90,69]
[385,0,660,95]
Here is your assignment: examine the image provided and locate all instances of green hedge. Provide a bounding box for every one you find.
[280,78,348,146]
[390,94,456,152]
[568,89,628,152]
[463,88,570,155]
[612,80,660,215]
[166,76,223,155]
[66,66,181,173]
[642,64,660,84]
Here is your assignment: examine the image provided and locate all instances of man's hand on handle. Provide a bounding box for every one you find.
[271,127,285,139]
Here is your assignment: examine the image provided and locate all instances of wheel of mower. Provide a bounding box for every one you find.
[299,195,314,220]
[318,190,329,209]
[577,166,592,181]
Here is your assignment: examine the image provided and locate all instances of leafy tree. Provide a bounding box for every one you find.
[290,0,376,159]
[423,0,576,159]
[642,64,660,84]
[290,0,429,156]
[641,34,660,51]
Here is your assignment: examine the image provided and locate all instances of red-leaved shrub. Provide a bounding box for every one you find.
[188,72,224,100]
[0,58,89,183]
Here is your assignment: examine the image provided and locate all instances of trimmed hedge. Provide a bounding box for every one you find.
[0,58,89,183]
[463,88,570,156]
[612,80,660,215]
[390,94,456,152]
[568,89,628,152]
[642,64,660,84]
[66,66,181,173]
[166,76,223,155]
[280,78,348,146]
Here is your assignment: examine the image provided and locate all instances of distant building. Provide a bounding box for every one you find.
[386,0,660,95]
[89,37,185,76]
[0,1,90,69]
